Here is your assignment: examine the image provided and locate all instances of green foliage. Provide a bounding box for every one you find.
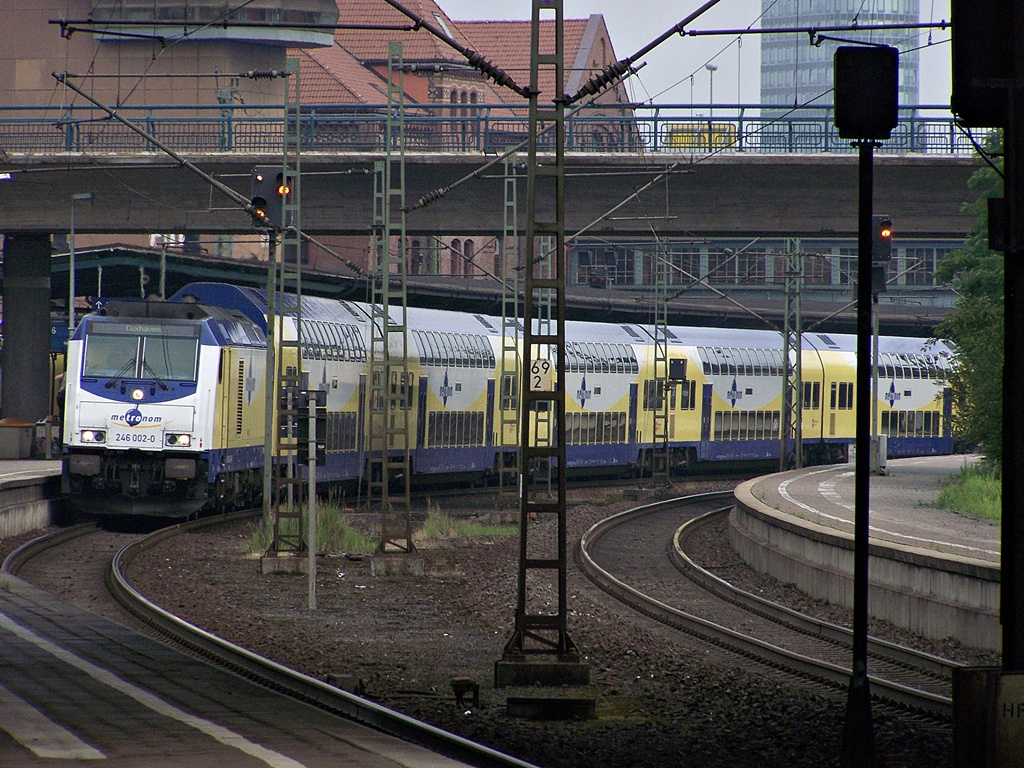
[935,463,1001,522]
[934,131,1004,464]
[249,502,376,555]
[420,503,517,541]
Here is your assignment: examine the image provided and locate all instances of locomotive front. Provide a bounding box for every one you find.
[62,307,213,516]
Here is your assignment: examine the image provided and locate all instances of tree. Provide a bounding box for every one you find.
[934,131,1004,463]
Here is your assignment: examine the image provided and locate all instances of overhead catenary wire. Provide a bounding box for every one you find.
[379,0,531,98]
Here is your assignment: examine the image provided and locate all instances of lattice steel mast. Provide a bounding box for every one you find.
[497,0,587,686]
[266,58,308,556]
[650,240,671,485]
[368,42,412,554]
[498,155,521,497]
[780,239,803,471]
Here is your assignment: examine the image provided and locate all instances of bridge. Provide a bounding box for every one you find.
[0,104,983,238]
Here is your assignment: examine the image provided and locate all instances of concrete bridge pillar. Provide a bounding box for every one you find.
[2,233,53,422]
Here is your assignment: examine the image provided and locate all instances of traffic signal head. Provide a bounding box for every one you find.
[250,166,287,229]
[834,46,899,140]
[872,215,893,261]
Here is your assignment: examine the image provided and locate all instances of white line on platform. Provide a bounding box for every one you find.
[0,681,105,759]
[0,612,308,768]
[777,467,999,559]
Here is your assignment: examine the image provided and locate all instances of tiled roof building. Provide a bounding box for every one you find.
[290,2,635,278]
[295,2,631,112]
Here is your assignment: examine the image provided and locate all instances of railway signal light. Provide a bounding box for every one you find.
[872,215,893,262]
[250,166,288,229]
[834,45,899,140]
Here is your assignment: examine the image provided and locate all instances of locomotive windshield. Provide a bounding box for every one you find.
[82,323,200,382]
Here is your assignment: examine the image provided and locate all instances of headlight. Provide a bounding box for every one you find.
[80,430,106,444]
[165,433,192,447]
[130,388,146,401]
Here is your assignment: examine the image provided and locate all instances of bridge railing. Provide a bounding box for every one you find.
[0,103,987,156]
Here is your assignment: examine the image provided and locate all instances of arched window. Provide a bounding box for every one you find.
[450,239,461,275]
[410,238,422,274]
[464,239,474,278]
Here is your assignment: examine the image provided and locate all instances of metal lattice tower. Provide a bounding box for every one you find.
[650,242,671,486]
[368,42,412,553]
[498,155,521,497]
[267,58,307,555]
[780,238,803,471]
[499,0,582,673]
[533,234,555,494]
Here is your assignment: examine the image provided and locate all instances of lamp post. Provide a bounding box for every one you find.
[705,63,718,118]
[69,193,94,334]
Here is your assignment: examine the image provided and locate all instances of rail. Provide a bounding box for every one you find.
[2,515,538,768]
[0,102,988,156]
[577,493,954,718]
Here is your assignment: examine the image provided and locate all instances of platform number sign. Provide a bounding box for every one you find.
[530,358,553,392]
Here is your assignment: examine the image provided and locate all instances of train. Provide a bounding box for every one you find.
[60,282,955,517]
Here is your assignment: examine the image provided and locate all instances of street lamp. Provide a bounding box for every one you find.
[69,193,94,334]
[705,63,718,118]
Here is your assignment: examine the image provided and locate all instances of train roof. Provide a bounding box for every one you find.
[85,297,266,348]
[169,282,951,359]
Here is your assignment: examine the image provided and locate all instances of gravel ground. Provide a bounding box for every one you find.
[3,480,979,768]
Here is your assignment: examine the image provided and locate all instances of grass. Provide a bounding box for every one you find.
[934,462,1001,523]
[249,501,376,555]
[419,501,518,541]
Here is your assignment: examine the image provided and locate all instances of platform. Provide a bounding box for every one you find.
[732,455,1000,651]
[0,460,63,539]
[748,454,998,563]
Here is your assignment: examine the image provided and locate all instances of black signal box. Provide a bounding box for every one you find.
[834,46,899,141]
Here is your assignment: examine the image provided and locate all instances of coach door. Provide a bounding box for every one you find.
[699,384,713,459]
[628,383,638,444]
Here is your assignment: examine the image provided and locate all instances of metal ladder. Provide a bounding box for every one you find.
[367,43,412,553]
[267,58,307,555]
[498,155,521,498]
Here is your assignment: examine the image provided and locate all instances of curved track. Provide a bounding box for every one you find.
[577,492,956,719]
[3,514,536,768]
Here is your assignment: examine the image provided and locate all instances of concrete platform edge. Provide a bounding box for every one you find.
[732,477,1001,652]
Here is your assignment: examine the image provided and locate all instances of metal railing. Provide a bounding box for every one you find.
[0,102,988,156]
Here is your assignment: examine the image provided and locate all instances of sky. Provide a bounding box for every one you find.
[437,0,953,109]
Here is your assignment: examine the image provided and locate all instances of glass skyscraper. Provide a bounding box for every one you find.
[760,0,921,115]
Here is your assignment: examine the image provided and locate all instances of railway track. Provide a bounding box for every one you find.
[577,491,957,719]
[2,514,538,768]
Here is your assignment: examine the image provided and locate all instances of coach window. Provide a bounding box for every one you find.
[737,349,750,375]
[445,333,458,367]
[341,325,356,361]
[309,322,322,359]
[425,332,439,366]
[325,323,340,361]
[337,326,349,361]
[453,334,468,367]
[422,332,439,366]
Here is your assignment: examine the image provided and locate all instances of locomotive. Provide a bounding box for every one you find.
[60,282,954,518]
